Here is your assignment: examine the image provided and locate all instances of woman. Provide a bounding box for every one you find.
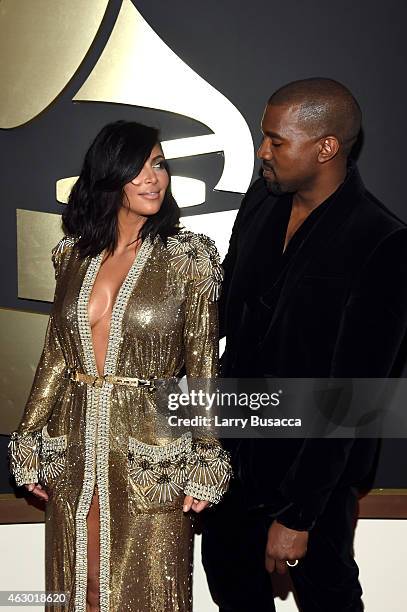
[8,121,231,612]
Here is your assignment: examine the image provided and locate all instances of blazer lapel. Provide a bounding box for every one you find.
[228,184,280,297]
[239,184,279,251]
[259,166,365,339]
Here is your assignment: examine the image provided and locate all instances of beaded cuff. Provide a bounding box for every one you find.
[183,481,225,504]
[128,434,232,505]
[8,427,68,487]
[8,430,42,487]
[184,439,232,504]
[39,424,67,486]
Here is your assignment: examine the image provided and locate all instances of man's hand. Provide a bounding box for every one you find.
[265,520,308,574]
[183,495,211,513]
[24,483,49,501]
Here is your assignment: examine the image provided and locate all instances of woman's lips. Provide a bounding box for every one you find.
[138,191,160,200]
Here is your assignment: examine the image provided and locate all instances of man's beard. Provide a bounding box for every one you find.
[265,177,285,196]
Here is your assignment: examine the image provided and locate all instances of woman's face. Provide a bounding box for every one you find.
[122,143,169,216]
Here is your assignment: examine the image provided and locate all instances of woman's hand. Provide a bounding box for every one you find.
[183,495,211,513]
[24,483,49,501]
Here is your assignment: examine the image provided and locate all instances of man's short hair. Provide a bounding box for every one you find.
[268,78,362,154]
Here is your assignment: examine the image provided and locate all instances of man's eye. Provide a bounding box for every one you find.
[272,142,282,147]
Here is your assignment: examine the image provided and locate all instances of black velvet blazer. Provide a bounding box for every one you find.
[220,164,407,530]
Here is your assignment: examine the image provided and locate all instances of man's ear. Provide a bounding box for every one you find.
[317,136,340,163]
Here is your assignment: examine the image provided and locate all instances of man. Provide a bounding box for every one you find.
[202,78,407,611]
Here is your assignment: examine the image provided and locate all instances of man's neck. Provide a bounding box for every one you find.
[293,165,348,213]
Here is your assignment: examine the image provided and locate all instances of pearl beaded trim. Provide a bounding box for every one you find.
[74,237,154,612]
[39,424,67,486]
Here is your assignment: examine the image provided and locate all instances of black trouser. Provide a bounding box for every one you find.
[201,485,363,612]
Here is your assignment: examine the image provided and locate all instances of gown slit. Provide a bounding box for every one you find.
[86,485,100,610]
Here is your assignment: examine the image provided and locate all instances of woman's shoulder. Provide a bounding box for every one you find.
[51,235,78,276]
[51,235,78,259]
[165,228,223,301]
[167,228,219,257]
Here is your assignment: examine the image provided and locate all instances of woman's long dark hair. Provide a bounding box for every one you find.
[62,120,180,258]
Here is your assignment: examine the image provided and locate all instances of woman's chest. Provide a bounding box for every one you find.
[88,250,137,329]
[54,249,188,340]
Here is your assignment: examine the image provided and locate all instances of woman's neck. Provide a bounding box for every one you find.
[116,209,147,253]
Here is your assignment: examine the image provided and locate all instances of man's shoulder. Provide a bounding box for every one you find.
[344,184,407,261]
[340,165,406,235]
[361,189,407,231]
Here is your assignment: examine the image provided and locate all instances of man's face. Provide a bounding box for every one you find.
[257,103,320,195]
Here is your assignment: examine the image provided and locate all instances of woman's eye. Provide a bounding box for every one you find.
[153,160,166,169]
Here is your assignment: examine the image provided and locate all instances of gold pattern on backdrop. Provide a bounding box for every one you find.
[0,0,110,128]
[0,309,48,434]
[17,210,63,302]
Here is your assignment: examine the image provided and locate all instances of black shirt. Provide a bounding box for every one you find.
[233,187,337,376]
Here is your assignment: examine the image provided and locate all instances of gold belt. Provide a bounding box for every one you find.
[65,367,157,390]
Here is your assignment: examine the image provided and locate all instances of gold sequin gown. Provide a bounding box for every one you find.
[8,230,231,612]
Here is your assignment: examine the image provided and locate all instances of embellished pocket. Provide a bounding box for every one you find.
[39,424,68,487]
[127,433,192,512]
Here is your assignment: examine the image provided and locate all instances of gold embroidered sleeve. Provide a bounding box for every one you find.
[167,231,223,376]
[51,234,77,280]
[168,232,232,503]
[8,239,70,487]
[9,313,66,486]
[184,438,232,504]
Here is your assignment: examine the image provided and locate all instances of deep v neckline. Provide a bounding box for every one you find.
[88,245,143,375]
[77,236,155,379]
[89,243,143,329]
